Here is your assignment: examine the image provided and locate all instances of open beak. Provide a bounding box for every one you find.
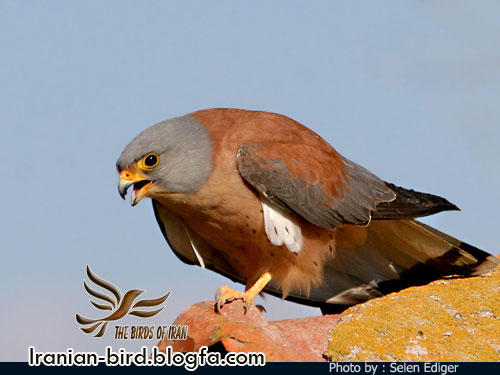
[118,169,153,206]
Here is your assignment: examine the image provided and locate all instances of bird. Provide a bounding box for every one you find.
[117,108,498,314]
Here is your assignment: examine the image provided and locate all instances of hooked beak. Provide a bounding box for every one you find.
[118,169,153,206]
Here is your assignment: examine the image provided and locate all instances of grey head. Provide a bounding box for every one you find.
[117,114,213,195]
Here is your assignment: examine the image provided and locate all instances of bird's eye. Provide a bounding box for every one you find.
[139,153,159,170]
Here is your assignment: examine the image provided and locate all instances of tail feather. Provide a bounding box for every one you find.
[277,219,498,313]
[409,220,497,276]
[366,220,497,276]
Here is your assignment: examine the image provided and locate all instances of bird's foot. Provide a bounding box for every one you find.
[215,272,272,314]
[215,285,257,313]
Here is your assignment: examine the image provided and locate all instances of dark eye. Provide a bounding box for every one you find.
[145,154,157,166]
[141,153,159,169]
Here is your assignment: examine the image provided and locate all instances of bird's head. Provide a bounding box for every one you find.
[116,115,213,206]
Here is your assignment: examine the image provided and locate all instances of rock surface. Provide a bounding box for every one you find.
[324,259,500,361]
[157,300,340,361]
[159,257,500,362]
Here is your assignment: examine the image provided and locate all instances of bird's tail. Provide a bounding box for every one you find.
[278,219,498,314]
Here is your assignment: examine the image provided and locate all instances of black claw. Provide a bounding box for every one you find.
[243,302,250,315]
[255,305,266,313]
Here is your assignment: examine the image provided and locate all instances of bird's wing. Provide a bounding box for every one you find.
[371,183,459,220]
[271,219,499,313]
[236,142,458,229]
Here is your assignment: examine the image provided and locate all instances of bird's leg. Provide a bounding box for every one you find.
[215,272,272,314]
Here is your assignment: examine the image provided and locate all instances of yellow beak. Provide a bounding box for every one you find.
[118,169,153,206]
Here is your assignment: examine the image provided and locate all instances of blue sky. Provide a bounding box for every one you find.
[1,1,499,361]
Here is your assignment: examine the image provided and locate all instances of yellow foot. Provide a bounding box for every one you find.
[214,272,272,314]
[215,285,247,313]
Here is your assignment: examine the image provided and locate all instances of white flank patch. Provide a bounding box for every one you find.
[261,194,303,253]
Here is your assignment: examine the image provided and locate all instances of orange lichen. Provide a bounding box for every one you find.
[324,257,500,361]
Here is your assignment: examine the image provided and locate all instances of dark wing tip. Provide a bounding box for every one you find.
[372,182,460,220]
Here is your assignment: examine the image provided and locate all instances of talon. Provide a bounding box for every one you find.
[255,304,266,313]
[242,294,256,314]
[244,301,251,314]
[214,285,244,313]
[214,273,272,314]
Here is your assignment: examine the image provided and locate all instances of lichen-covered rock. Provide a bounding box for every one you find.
[324,257,500,361]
